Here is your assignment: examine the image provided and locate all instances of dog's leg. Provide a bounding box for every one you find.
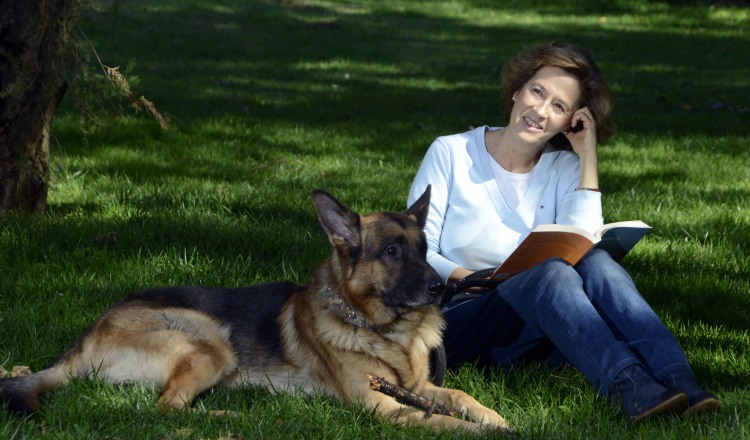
[419,383,510,431]
[66,307,237,413]
[361,389,505,434]
[156,342,235,412]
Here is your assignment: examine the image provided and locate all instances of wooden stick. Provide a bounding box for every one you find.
[368,374,454,418]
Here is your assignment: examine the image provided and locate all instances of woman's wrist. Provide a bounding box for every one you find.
[448,267,474,283]
[578,148,599,190]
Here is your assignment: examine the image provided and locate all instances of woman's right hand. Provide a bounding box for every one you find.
[448,267,475,284]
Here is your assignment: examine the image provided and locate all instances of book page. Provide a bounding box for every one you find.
[595,220,651,239]
[595,221,651,260]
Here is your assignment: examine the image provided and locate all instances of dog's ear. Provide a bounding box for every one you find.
[405,184,431,229]
[311,189,361,252]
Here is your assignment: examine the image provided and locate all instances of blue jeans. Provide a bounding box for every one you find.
[442,249,693,395]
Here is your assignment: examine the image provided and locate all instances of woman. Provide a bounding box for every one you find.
[407,42,719,421]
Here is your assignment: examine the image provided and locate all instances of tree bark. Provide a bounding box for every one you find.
[0,0,75,214]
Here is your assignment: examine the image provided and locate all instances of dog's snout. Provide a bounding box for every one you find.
[428,281,445,296]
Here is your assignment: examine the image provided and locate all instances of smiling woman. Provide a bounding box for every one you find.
[499,43,614,146]
[494,66,584,172]
[407,41,720,422]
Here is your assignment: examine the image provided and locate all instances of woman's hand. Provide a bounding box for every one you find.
[448,267,474,284]
[564,106,598,157]
[565,106,600,189]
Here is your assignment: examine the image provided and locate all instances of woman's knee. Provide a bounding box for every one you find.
[529,258,583,291]
[497,258,584,311]
[583,247,612,263]
[577,249,635,288]
[538,257,580,279]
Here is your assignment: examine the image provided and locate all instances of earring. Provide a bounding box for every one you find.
[512,95,517,102]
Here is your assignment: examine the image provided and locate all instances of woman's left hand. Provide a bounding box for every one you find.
[564,106,598,157]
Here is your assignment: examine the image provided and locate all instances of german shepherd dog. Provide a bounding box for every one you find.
[0,187,509,433]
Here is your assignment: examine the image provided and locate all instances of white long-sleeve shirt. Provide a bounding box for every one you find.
[408,126,604,282]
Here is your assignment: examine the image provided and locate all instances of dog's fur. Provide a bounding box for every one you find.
[0,187,508,433]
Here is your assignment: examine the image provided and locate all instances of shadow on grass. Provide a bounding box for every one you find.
[66,0,750,153]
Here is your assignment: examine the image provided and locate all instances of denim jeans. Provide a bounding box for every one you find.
[442,249,693,395]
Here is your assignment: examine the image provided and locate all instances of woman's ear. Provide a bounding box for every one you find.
[512,87,523,102]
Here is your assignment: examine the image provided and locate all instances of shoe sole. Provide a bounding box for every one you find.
[633,392,689,422]
[680,396,720,419]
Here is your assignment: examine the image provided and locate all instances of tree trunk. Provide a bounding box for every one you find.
[0,0,75,214]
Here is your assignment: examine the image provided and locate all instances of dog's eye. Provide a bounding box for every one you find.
[385,246,399,257]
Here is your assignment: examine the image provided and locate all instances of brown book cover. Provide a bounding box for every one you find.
[490,221,651,280]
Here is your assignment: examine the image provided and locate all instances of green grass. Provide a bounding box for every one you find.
[2,0,749,438]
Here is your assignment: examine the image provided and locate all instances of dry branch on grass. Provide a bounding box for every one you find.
[81,30,170,132]
[368,374,454,417]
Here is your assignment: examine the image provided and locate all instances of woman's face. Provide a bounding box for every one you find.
[509,65,582,146]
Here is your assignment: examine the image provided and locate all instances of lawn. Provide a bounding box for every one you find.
[1,0,749,438]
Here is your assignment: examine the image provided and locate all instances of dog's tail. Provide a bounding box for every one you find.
[0,366,69,415]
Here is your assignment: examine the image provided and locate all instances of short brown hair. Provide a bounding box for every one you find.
[500,42,614,145]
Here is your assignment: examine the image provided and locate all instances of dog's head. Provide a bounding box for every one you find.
[311,186,444,321]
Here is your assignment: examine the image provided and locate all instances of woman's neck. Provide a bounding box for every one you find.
[486,128,545,174]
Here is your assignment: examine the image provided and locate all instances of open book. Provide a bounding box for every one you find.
[489,220,651,281]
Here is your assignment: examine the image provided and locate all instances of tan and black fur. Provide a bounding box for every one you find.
[0,187,509,433]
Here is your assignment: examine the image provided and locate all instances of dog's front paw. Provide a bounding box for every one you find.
[480,417,515,436]
[428,386,513,434]
[457,404,512,433]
